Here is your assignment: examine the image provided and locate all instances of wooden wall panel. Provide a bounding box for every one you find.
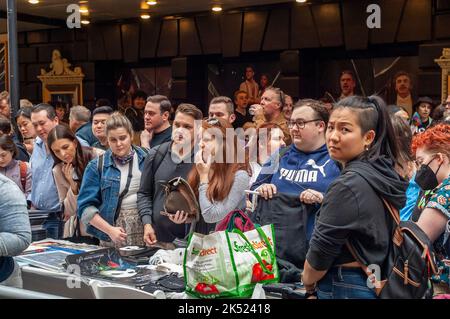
[263,9,289,51]
[88,26,107,61]
[242,11,268,52]
[102,25,123,60]
[370,0,405,44]
[312,4,343,47]
[397,0,432,42]
[220,13,242,57]
[342,0,370,50]
[196,15,221,55]
[140,20,161,59]
[121,23,140,63]
[157,20,178,57]
[179,18,202,56]
[50,29,74,43]
[435,14,450,39]
[291,5,320,48]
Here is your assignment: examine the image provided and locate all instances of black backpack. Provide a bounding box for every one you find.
[347,198,438,299]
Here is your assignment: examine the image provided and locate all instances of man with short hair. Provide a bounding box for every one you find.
[233,90,252,129]
[339,70,356,100]
[125,90,147,132]
[393,71,414,116]
[208,96,236,125]
[30,104,61,238]
[0,91,11,119]
[140,95,172,149]
[69,105,98,147]
[251,87,291,145]
[240,66,259,105]
[138,103,203,245]
[91,106,114,150]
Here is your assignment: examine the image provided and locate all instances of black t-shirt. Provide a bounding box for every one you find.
[233,111,253,129]
[150,126,173,149]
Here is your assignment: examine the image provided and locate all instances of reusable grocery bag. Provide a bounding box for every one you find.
[183,224,278,298]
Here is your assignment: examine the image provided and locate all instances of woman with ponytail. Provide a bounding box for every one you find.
[301,95,408,299]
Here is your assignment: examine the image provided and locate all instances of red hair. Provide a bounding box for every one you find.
[188,118,247,202]
[411,123,450,158]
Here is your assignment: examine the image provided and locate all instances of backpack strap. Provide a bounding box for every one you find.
[19,161,27,191]
[381,198,400,226]
[151,142,171,177]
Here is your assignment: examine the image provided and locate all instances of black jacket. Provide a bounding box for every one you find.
[252,193,312,270]
[307,157,408,271]
[137,142,194,242]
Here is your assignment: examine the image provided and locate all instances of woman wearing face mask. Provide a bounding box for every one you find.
[78,113,148,247]
[390,116,420,221]
[302,96,408,299]
[412,123,450,296]
[410,97,436,135]
[47,125,99,240]
[169,118,249,233]
[15,107,37,154]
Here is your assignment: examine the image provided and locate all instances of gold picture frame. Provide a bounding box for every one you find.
[0,35,8,93]
[435,48,450,103]
[38,49,84,105]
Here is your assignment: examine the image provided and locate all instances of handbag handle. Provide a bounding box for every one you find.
[226,210,254,232]
[232,226,276,275]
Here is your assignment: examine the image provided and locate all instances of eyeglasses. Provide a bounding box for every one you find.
[287,119,321,129]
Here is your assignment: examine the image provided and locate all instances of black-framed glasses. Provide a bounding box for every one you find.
[287,119,322,129]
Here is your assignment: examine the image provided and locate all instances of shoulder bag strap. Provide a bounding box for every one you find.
[114,156,134,222]
[19,161,27,191]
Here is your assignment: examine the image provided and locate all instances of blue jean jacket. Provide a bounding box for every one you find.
[77,147,147,241]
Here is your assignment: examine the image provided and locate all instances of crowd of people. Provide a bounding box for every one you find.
[0,67,449,299]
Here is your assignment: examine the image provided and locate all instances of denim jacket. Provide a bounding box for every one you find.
[0,174,31,281]
[77,146,148,241]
